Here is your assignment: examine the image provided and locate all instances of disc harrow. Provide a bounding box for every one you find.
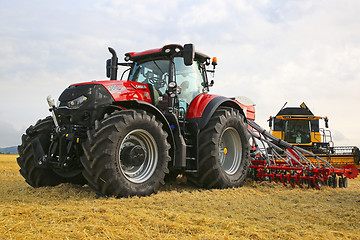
[247,120,359,189]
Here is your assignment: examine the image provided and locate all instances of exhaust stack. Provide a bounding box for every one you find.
[106,47,118,80]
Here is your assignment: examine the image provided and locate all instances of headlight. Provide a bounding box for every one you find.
[46,95,56,107]
[58,84,113,111]
[68,95,88,108]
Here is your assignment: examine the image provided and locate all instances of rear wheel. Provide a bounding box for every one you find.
[17,117,85,187]
[194,108,250,188]
[81,110,170,197]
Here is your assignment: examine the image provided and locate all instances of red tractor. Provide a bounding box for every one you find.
[17,44,251,197]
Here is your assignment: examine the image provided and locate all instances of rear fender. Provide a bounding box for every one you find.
[187,94,245,130]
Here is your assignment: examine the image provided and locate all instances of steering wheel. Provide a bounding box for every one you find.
[146,72,167,88]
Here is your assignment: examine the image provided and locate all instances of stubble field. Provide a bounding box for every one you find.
[0,154,359,239]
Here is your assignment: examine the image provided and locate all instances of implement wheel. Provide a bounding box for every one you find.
[343,177,348,188]
[195,107,250,188]
[332,175,338,188]
[81,110,170,197]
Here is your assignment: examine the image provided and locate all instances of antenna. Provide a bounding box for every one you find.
[280,102,287,111]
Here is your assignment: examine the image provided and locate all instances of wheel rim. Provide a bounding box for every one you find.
[219,127,242,175]
[119,129,158,183]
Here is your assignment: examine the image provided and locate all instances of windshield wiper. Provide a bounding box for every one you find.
[153,60,165,75]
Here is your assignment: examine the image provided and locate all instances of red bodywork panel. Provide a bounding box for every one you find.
[186,93,219,119]
[126,48,163,58]
[235,101,255,121]
[187,93,256,121]
[72,80,152,104]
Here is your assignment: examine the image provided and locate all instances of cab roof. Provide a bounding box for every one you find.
[125,44,211,64]
[276,107,314,116]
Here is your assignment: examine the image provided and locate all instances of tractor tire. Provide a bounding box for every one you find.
[81,110,170,198]
[194,107,251,189]
[17,117,86,187]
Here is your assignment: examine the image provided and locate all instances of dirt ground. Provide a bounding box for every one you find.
[0,154,359,240]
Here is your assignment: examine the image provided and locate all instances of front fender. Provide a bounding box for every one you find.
[113,100,173,137]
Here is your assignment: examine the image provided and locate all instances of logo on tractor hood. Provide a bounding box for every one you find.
[108,84,121,92]
[107,83,147,93]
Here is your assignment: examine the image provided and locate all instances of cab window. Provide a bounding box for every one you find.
[174,57,205,105]
[128,60,169,95]
[284,120,311,144]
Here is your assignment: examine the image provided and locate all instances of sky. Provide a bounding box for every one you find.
[0,0,359,148]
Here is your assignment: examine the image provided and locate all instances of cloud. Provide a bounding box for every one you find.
[0,0,359,148]
[0,121,24,147]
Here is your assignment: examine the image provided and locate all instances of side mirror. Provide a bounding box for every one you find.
[183,44,195,66]
[268,116,273,128]
[324,117,329,128]
[209,80,214,87]
[106,59,111,78]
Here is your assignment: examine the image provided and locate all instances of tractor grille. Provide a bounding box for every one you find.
[56,84,113,126]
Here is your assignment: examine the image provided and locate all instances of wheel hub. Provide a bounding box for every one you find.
[120,144,146,167]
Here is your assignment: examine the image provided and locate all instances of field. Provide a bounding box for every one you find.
[0,154,359,240]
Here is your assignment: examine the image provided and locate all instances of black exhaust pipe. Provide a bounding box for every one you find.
[107,47,118,80]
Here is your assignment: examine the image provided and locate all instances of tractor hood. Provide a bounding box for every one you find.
[56,80,153,126]
[67,80,153,104]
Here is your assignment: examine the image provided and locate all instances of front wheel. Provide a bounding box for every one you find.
[81,110,171,197]
[195,107,251,188]
[17,117,85,187]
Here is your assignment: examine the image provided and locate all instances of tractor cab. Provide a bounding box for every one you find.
[127,56,206,115]
[108,44,216,118]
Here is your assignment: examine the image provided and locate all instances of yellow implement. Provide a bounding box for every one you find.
[268,102,359,171]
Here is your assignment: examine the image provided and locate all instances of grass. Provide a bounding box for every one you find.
[0,154,359,239]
